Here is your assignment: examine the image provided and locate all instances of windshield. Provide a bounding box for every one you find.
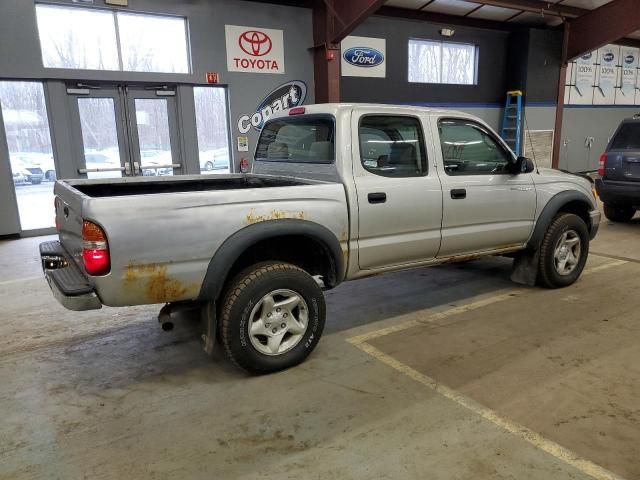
[610,122,640,150]
[255,115,335,164]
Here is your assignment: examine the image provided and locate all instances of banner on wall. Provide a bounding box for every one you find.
[621,47,638,97]
[597,46,617,96]
[225,25,285,74]
[575,51,595,97]
[237,80,307,134]
[340,35,386,78]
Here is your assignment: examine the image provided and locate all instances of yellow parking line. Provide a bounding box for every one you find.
[352,341,626,480]
[346,258,629,480]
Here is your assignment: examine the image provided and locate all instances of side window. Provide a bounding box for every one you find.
[438,119,512,175]
[359,116,427,177]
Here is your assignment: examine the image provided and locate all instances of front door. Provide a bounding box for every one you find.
[433,116,536,257]
[67,84,182,179]
[351,108,443,270]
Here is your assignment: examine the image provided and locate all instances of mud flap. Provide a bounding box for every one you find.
[201,301,217,355]
[510,249,540,286]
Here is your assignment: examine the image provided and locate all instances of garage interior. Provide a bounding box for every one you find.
[1,0,640,479]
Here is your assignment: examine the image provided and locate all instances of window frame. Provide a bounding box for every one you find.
[408,38,479,85]
[255,114,337,165]
[34,2,191,74]
[437,117,515,176]
[358,114,428,178]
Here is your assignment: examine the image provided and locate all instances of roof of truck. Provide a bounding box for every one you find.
[288,103,467,116]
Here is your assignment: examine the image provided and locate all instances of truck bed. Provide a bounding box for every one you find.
[67,174,313,198]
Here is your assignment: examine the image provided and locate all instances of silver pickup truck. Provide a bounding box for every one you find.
[41,103,600,374]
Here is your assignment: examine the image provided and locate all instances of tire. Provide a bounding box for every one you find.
[45,170,56,182]
[219,261,326,374]
[537,213,589,288]
[603,203,635,222]
[30,179,42,185]
[205,161,214,171]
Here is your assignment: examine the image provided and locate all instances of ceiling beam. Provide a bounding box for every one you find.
[469,0,587,18]
[566,0,640,60]
[327,0,388,44]
[375,6,516,31]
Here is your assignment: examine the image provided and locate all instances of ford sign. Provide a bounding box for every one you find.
[581,52,593,61]
[237,80,307,133]
[603,52,615,63]
[625,54,635,65]
[343,47,384,68]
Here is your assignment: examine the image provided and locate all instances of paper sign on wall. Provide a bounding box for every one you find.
[225,25,285,74]
[621,47,638,97]
[340,36,386,78]
[575,51,595,97]
[598,45,617,96]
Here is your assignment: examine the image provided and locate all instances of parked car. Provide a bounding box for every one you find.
[12,170,27,185]
[10,156,44,184]
[10,152,56,181]
[140,149,173,176]
[200,147,230,172]
[84,151,123,179]
[41,104,600,374]
[595,115,640,222]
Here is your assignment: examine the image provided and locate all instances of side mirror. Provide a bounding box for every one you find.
[513,156,535,174]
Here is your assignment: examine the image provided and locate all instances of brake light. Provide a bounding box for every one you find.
[289,107,305,115]
[598,153,607,177]
[82,220,110,276]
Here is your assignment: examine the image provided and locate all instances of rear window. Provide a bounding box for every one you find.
[610,122,640,150]
[255,115,335,164]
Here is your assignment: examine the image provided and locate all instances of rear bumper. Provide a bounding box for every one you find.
[595,178,640,206]
[40,241,102,311]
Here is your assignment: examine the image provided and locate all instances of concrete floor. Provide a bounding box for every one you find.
[1,214,639,480]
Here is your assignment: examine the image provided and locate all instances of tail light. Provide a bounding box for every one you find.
[82,220,110,276]
[289,107,306,115]
[598,153,607,177]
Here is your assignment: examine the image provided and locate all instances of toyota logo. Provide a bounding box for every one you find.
[238,30,272,57]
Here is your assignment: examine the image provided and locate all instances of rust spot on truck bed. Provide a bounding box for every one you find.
[125,263,198,303]
[246,209,306,225]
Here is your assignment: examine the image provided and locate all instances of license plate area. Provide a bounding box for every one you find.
[623,158,640,180]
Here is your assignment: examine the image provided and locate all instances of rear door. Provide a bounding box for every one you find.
[433,116,536,257]
[604,120,640,182]
[351,108,443,270]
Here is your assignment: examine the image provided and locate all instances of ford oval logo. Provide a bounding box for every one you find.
[581,52,593,61]
[625,54,635,64]
[343,47,384,67]
[603,52,615,63]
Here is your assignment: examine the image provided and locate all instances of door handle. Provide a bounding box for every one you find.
[450,188,466,200]
[368,192,387,204]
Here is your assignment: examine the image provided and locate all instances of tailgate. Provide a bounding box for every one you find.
[54,181,87,270]
[605,151,640,182]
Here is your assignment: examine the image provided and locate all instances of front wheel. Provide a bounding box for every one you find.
[219,261,326,374]
[537,213,589,288]
[603,203,635,222]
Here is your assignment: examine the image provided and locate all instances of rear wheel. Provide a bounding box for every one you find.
[219,261,325,374]
[603,203,635,222]
[537,213,589,288]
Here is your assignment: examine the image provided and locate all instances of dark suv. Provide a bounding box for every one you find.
[596,116,640,222]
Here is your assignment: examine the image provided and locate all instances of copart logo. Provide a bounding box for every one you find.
[343,47,384,67]
[239,30,272,57]
[237,81,307,134]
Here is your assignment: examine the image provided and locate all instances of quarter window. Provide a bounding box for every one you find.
[359,116,427,177]
[438,119,512,175]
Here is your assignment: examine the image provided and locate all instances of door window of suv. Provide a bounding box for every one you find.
[359,115,427,177]
[438,118,512,175]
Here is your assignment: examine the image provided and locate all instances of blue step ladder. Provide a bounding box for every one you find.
[500,90,523,156]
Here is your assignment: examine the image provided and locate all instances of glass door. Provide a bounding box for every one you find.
[68,85,130,179]
[125,86,182,177]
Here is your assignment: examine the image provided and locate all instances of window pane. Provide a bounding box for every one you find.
[35,4,119,70]
[610,123,640,150]
[194,87,231,174]
[118,13,189,73]
[439,119,511,175]
[77,98,123,179]
[408,39,441,83]
[359,116,426,177]
[134,99,174,176]
[256,116,335,164]
[442,42,476,85]
[0,81,56,230]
